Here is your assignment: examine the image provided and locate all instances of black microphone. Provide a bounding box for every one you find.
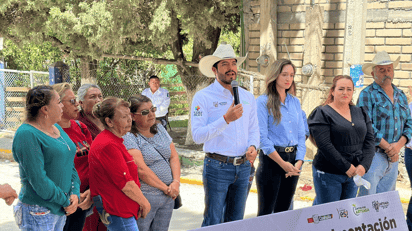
[231,80,240,105]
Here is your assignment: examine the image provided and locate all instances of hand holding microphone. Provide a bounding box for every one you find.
[223,80,243,124]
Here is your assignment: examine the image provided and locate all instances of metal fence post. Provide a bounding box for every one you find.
[0,62,4,128]
[30,71,34,88]
[249,75,254,94]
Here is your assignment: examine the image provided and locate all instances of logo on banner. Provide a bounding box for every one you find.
[194,106,202,117]
[352,204,370,216]
[372,201,390,212]
[307,214,333,224]
[337,208,349,219]
[213,102,218,107]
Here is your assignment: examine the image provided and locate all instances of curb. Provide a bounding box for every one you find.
[0,149,409,205]
[180,177,410,205]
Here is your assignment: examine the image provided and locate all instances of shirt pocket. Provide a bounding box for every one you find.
[375,102,390,119]
[400,103,409,121]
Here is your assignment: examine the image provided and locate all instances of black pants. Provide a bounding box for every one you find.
[63,207,87,231]
[256,149,299,216]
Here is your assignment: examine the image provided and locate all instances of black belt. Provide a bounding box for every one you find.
[275,145,297,153]
[376,147,386,154]
[206,153,247,166]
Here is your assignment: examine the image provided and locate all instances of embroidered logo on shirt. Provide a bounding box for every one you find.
[219,102,227,106]
[194,106,202,117]
[242,100,250,105]
[213,102,218,107]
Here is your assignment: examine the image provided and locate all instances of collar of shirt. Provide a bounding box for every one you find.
[371,82,402,103]
[280,93,293,107]
[212,79,232,96]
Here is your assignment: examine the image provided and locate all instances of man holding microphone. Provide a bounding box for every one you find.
[191,43,260,227]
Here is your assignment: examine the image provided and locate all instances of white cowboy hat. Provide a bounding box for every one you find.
[199,43,246,77]
[362,51,400,76]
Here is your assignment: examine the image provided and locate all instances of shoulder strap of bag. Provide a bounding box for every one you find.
[138,134,170,167]
[75,120,85,135]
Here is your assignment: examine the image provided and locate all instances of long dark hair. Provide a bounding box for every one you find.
[323,75,355,106]
[265,59,296,124]
[128,95,158,136]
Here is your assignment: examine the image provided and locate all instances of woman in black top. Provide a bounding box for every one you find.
[308,75,375,205]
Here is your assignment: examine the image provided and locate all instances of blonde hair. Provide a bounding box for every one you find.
[52,83,72,99]
[264,59,296,124]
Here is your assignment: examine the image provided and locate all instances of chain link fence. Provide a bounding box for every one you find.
[0,69,49,130]
[0,64,256,130]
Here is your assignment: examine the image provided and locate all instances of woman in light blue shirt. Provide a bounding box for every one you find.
[256,59,306,216]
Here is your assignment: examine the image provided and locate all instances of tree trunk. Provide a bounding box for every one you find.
[169,11,220,145]
[80,57,98,84]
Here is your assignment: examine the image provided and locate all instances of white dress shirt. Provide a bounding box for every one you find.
[142,87,171,117]
[191,79,260,157]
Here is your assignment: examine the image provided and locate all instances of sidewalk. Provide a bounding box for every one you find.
[0,160,312,231]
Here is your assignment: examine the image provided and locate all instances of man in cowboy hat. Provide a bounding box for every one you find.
[357,51,412,197]
[191,43,259,227]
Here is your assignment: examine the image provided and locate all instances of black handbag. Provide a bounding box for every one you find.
[139,135,182,209]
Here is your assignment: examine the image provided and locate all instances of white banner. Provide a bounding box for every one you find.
[192,191,407,231]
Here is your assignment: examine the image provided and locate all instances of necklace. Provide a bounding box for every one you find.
[36,122,71,151]
[56,136,71,151]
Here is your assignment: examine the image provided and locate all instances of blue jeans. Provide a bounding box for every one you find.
[13,201,66,231]
[312,165,358,205]
[201,156,251,227]
[357,152,398,197]
[105,215,139,231]
[404,148,412,230]
[137,194,173,231]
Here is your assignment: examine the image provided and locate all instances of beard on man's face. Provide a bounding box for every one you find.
[217,70,237,85]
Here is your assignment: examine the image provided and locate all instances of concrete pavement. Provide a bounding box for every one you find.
[0,160,313,231]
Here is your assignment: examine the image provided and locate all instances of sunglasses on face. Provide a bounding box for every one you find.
[134,107,157,116]
[63,98,77,105]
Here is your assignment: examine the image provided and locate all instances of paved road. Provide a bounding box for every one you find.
[0,160,312,231]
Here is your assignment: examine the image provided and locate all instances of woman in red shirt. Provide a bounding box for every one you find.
[53,83,94,231]
[89,97,150,231]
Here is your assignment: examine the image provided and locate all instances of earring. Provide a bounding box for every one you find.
[45,114,48,119]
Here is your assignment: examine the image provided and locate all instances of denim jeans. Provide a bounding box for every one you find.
[105,215,139,231]
[137,194,174,231]
[357,152,398,197]
[13,201,66,231]
[201,156,251,227]
[312,165,358,205]
[404,148,412,230]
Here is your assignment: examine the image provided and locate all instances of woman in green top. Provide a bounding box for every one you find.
[12,85,80,230]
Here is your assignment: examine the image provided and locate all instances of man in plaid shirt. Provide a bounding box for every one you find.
[357,51,412,197]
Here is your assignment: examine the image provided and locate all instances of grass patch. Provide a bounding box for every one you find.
[169,119,188,128]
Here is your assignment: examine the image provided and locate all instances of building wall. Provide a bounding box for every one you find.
[245,0,412,95]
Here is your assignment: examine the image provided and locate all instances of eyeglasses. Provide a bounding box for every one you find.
[134,107,157,116]
[63,98,77,105]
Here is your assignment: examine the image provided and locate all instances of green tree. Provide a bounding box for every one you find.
[0,0,241,144]
[0,40,62,71]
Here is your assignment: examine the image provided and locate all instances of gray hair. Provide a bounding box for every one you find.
[77,84,102,101]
